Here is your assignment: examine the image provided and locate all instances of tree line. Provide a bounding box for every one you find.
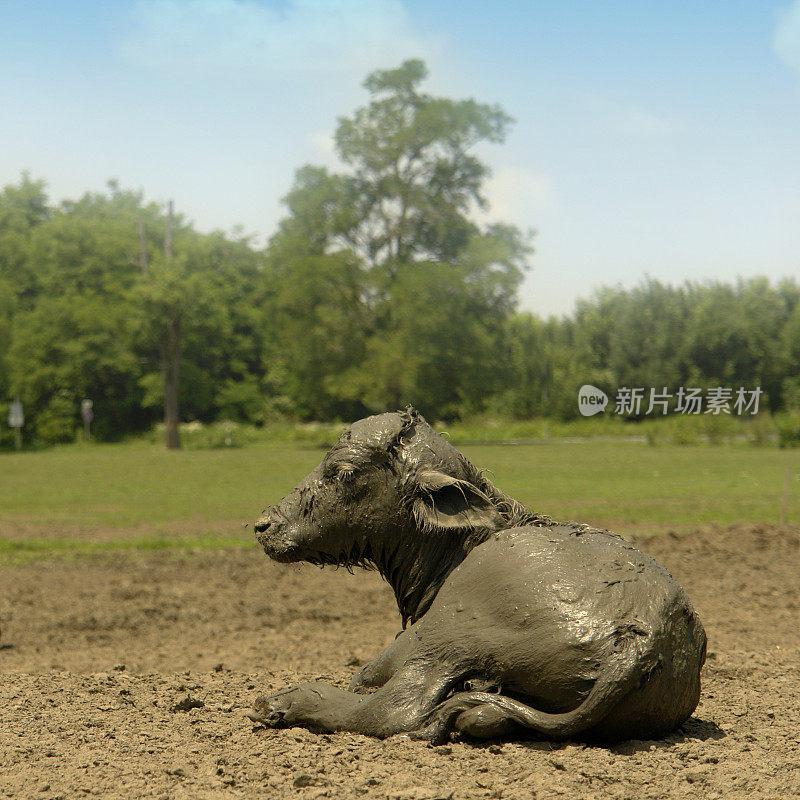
[1,61,798,447]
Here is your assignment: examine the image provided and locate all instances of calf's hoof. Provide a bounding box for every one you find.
[348,660,384,693]
[247,690,302,728]
[408,720,450,746]
[248,695,286,727]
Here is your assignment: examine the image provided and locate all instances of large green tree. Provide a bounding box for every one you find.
[0,175,51,441]
[1,181,266,446]
[266,59,531,419]
[1,180,154,443]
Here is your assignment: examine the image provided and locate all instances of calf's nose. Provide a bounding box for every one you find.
[254,516,272,534]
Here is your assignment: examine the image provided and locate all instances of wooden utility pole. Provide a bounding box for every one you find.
[162,199,181,450]
[165,200,174,259]
[137,215,148,275]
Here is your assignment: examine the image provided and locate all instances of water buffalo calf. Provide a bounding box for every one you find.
[250,408,706,743]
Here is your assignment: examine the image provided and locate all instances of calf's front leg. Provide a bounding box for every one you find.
[348,628,417,693]
[249,661,451,739]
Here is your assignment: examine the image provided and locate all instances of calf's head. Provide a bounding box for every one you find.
[255,408,544,622]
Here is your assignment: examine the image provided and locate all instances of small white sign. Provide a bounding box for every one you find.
[8,400,24,428]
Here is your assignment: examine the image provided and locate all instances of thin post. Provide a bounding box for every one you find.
[163,317,181,450]
[163,199,180,450]
[165,199,173,260]
[137,215,148,274]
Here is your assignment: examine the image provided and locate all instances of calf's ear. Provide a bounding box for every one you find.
[412,470,504,534]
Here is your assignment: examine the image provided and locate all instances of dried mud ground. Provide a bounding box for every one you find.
[1,524,800,800]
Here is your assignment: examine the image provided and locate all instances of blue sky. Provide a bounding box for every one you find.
[2,0,799,315]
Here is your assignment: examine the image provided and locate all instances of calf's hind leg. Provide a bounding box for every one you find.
[453,705,520,739]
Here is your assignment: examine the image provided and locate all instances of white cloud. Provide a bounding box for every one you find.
[307,130,339,167]
[775,0,800,73]
[584,96,682,137]
[481,166,553,228]
[118,0,438,77]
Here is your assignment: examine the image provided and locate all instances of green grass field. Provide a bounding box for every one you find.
[1,440,798,561]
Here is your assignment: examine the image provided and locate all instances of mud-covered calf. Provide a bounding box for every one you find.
[251,408,706,743]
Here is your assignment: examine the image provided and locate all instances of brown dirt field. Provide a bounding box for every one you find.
[1,524,799,800]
